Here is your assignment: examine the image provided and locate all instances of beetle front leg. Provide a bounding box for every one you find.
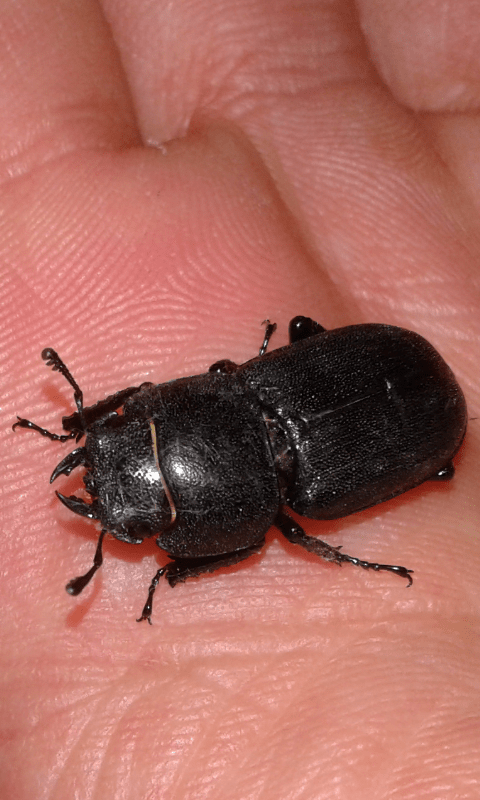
[210,319,278,372]
[275,510,413,586]
[137,541,265,624]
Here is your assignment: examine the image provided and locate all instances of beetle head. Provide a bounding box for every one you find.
[51,414,172,543]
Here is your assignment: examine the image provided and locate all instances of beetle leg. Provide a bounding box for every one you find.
[137,541,265,624]
[275,510,413,586]
[209,319,276,370]
[259,320,277,356]
[289,316,326,343]
[12,416,80,442]
[65,528,106,596]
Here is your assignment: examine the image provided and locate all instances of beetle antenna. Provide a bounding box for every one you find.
[12,349,87,442]
[42,348,85,419]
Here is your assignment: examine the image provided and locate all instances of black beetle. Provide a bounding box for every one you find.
[14,316,467,622]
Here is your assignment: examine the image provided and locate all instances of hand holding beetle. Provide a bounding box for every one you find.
[2,1,480,799]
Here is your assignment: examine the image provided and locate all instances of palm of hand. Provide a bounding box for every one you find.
[1,2,479,799]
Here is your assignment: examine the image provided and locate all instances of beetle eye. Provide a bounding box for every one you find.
[83,473,96,494]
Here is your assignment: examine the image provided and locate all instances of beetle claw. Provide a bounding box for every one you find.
[50,447,87,483]
[56,491,97,519]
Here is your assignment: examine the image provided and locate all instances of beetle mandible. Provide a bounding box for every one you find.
[14,316,467,622]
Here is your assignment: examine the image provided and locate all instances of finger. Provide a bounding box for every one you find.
[102,0,376,142]
[358,0,480,112]
[357,0,480,210]
[0,0,139,181]
[104,1,477,338]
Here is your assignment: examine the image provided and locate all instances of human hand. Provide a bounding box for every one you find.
[1,1,479,798]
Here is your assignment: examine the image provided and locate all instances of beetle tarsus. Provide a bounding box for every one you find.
[66,529,106,595]
[259,320,277,356]
[341,556,414,587]
[275,510,413,586]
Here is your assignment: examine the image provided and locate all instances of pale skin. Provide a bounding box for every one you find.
[1,1,480,798]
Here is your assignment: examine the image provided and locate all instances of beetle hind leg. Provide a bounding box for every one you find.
[164,543,265,587]
[275,510,413,586]
[137,541,265,624]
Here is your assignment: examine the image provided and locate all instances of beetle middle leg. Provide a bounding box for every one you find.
[137,541,265,624]
[275,510,413,586]
[209,320,278,373]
